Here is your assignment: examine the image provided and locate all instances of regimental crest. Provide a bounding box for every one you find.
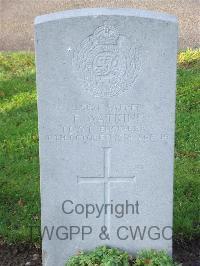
[72,24,141,98]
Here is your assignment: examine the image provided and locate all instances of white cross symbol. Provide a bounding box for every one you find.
[77,147,135,231]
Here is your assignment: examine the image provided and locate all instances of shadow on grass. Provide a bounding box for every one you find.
[0,72,36,102]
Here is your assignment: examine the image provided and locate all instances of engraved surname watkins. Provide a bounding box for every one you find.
[73,113,140,125]
[72,24,141,98]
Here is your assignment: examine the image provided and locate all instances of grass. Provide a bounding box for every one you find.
[65,246,179,266]
[0,49,200,244]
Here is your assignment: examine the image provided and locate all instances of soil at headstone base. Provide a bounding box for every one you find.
[0,238,199,266]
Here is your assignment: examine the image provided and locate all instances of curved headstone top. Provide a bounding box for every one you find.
[35,8,177,25]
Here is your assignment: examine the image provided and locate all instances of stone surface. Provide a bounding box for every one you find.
[35,8,178,266]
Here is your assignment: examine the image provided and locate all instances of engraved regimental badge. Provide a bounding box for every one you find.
[72,24,141,98]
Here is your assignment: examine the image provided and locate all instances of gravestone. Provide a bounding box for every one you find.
[35,8,178,266]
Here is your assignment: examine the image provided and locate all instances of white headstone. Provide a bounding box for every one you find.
[35,8,178,266]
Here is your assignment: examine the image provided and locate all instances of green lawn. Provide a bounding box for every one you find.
[0,50,199,244]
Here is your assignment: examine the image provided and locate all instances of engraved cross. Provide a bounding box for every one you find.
[77,147,135,231]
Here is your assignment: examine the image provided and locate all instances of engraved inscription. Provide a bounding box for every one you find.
[73,24,141,98]
[45,103,170,144]
[77,147,136,230]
